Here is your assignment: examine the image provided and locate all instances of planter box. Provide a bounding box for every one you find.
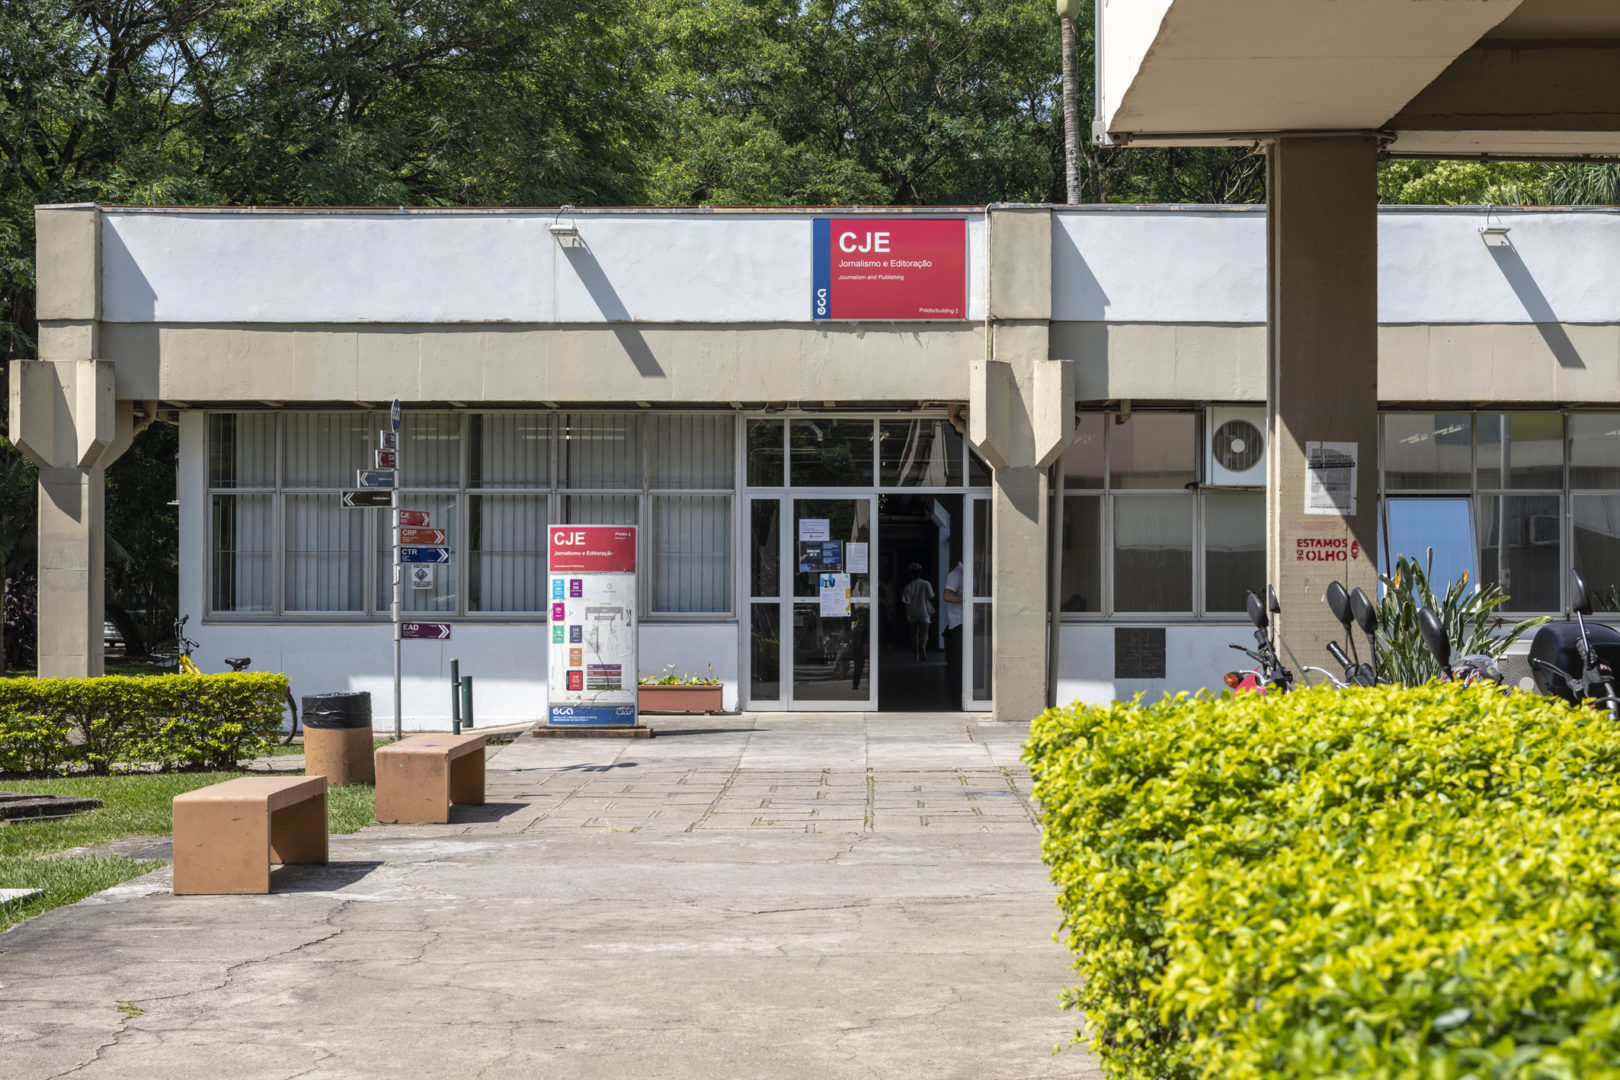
[638,684,724,714]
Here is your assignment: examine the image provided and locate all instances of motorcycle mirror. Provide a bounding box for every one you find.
[1416,606,1452,671]
[1268,585,1282,615]
[1350,587,1378,635]
[1246,591,1269,630]
[1324,581,1352,631]
[1572,568,1593,616]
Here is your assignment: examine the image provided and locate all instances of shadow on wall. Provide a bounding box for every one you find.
[562,245,666,380]
[1487,242,1584,370]
[101,221,158,321]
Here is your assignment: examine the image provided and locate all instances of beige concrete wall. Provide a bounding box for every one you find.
[99,323,982,404]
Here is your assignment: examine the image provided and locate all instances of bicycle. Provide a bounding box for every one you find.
[170,616,301,744]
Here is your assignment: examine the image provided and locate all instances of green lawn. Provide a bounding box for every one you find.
[0,771,378,933]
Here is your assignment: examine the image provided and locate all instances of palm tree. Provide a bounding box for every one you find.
[1058,0,1084,204]
[1542,163,1620,206]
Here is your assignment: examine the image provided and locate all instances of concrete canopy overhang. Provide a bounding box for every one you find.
[1098,0,1620,156]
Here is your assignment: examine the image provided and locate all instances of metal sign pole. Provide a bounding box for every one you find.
[391,400,403,741]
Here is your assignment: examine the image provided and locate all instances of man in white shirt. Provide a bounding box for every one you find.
[942,560,964,672]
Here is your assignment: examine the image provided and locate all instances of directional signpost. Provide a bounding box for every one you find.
[336,400,455,739]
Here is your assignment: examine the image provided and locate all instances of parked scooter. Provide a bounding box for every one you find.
[1224,587,1304,693]
[1526,569,1620,721]
[1323,581,1379,687]
[1414,605,1506,687]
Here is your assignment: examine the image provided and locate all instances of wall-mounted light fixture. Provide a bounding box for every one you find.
[1479,225,1511,247]
[550,221,582,247]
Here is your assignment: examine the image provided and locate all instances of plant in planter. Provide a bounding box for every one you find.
[1377,548,1548,686]
[637,665,724,714]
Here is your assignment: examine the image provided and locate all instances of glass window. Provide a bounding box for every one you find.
[968,445,992,487]
[1478,494,1561,612]
[1569,415,1620,489]
[1204,493,1264,613]
[1063,414,1105,490]
[398,413,461,489]
[211,494,273,612]
[790,419,874,487]
[1574,495,1620,613]
[1385,498,1476,594]
[561,413,640,489]
[1477,413,1563,490]
[285,494,365,611]
[879,419,962,486]
[747,419,784,487]
[469,494,547,612]
[1109,414,1197,490]
[379,494,457,614]
[649,415,734,490]
[563,494,638,525]
[650,496,732,613]
[209,413,275,489]
[1113,495,1193,612]
[750,603,781,700]
[750,499,780,597]
[1383,413,1470,490]
[468,414,549,488]
[283,413,370,489]
[1059,495,1102,613]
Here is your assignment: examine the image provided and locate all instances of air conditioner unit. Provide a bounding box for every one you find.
[1205,407,1267,486]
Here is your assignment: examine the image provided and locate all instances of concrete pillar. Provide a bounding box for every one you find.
[970,208,1072,723]
[1265,138,1381,666]
[11,205,136,677]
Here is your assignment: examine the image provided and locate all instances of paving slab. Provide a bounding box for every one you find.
[0,713,1099,1079]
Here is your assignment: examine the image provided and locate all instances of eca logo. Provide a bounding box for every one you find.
[552,530,587,547]
[815,287,829,316]
[839,231,890,253]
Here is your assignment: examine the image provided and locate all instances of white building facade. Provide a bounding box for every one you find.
[17,203,1620,726]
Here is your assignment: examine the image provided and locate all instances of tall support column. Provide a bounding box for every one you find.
[1265,138,1381,664]
[12,205,135,677]
[970,208,1072,723]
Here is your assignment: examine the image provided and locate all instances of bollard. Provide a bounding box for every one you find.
[460,676,474,729]
[451,658,462,735]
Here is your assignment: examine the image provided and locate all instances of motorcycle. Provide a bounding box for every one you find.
[1224,586,1304,693]
[1414,604,1507,687]
[1322,581,1380,687]
[1526,569,1620,722]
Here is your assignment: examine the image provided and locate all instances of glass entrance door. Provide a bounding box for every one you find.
[965,493,992,710]
[788,496,876,709]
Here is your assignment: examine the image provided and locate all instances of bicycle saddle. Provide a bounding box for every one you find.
[224,657,252,671]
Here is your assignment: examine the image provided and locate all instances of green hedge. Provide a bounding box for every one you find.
[0,673,290,775]
[1025,684,1620,1079]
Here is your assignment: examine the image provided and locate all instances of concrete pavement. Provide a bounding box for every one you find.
[0,714,1100,1079]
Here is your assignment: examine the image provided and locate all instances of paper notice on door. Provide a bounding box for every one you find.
[818,573,851,617]
[1305,442,1357,515]
[846,542,869,574]
[798,518,831,541]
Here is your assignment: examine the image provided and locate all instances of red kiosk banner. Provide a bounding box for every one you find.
[812,218,967,321]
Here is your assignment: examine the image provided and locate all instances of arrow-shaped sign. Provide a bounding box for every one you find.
[401,622,452,640]
[376,449,397,470]
[341,489,395,508]
[400,545,451,564]
[356,469,396,489]
[398,527,447,546]
[397,509,429,527]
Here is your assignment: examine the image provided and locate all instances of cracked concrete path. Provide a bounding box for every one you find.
[0,714,1100,1079]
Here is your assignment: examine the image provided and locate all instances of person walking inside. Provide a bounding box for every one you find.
[900,562,935,661]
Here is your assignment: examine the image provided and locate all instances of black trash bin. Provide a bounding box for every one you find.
[302,692,375,786]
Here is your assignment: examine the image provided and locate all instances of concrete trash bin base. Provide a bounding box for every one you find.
[302,692,375,786]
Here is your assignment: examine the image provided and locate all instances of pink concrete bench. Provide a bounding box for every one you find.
[374,733,486,824]
[172,775,328,895]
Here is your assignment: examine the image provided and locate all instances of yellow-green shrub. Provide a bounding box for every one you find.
[0,673,290,775]
[1025,684,1620,1079]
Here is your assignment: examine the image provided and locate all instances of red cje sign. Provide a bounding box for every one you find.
[548,526,637,573]
[812,218,967,321]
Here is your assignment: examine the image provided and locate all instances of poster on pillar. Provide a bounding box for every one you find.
[811,218,967,320]
[1304,442,1358,516]
[546,526,638,727]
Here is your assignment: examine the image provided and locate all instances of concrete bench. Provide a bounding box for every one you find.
[374,733,486,824]
[172,775,328,895]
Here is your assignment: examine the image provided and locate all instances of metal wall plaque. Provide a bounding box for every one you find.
[1114,627,1166,680]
